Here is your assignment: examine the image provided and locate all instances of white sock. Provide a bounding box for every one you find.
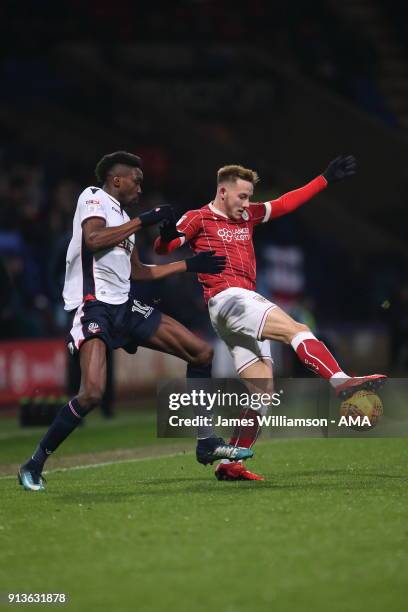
[329,371,351,388]
[290,330,316,351]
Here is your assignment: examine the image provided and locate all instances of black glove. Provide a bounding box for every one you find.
[185,250,226,274]
[138,205,174,227]
[159,218,184,243]
[323,155,357,184]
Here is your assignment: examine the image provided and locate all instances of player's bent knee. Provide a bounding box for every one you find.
[287,323,310,343]
[78,385,104,410]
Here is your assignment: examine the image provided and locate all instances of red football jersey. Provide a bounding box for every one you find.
[154,175,327,302]
[175,202,269,302]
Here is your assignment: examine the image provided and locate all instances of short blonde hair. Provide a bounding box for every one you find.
[217,164,260,185]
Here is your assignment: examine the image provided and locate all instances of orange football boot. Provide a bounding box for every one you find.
[215,461,264,481]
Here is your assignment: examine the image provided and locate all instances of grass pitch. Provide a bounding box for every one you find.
[0,410,407,612]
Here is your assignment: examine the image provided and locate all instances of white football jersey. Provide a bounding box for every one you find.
[63,186,134,311]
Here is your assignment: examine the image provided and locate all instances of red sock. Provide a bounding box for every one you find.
[291,331,345,379]
[229,408,261,448]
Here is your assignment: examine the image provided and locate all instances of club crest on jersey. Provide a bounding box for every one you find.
[241,210,249,221]
[217,227,250,243]
[88,322,101,334]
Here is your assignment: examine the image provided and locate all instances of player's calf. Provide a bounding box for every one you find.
[18,379,103,491]
[262,310,387,393]
[290,331,387,394]
[19,396,92,484]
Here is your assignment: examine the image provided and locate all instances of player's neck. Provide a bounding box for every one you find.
[211,198,229,218]
[102,184,122,207]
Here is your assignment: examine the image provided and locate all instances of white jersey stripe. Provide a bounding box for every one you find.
[262,201,272,223]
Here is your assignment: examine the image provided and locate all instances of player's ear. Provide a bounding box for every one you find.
[113,176,120,188]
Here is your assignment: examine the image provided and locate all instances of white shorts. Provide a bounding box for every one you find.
[208,287,276,374]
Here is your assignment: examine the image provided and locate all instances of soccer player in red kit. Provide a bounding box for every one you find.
[154,156,386,480]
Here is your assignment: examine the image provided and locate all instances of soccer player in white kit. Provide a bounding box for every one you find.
[154,157,386,480]
[18,151,253,491]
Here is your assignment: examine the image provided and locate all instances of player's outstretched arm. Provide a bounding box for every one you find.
[153,219,185,255]
[83,205,174,253]
[266,155,356,220]
[131,249,226,280]
[154,210,201,255]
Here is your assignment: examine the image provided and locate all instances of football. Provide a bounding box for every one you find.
[340,389,384,431]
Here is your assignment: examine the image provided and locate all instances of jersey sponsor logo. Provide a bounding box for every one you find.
[88,322,101,334]
[111,206,122,216]
[217,227,250,243]
[85,199,102,215]
[132,299,153,318]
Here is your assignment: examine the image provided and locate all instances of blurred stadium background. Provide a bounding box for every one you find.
[1,0,408,414]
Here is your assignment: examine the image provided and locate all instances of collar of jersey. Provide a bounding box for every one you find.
[102,189,121,207]
[208,202,230,219]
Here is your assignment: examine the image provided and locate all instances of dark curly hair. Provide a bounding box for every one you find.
[95,151,143,184]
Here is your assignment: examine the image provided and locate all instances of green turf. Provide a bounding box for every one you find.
[0,409,175,465]
[0,421,407,612]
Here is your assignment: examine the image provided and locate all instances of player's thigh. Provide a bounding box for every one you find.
[224,332,272,376]
[141,314,212,363]
[209,288,274,341]
[261,305,309,344]
[78,338,107,400]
